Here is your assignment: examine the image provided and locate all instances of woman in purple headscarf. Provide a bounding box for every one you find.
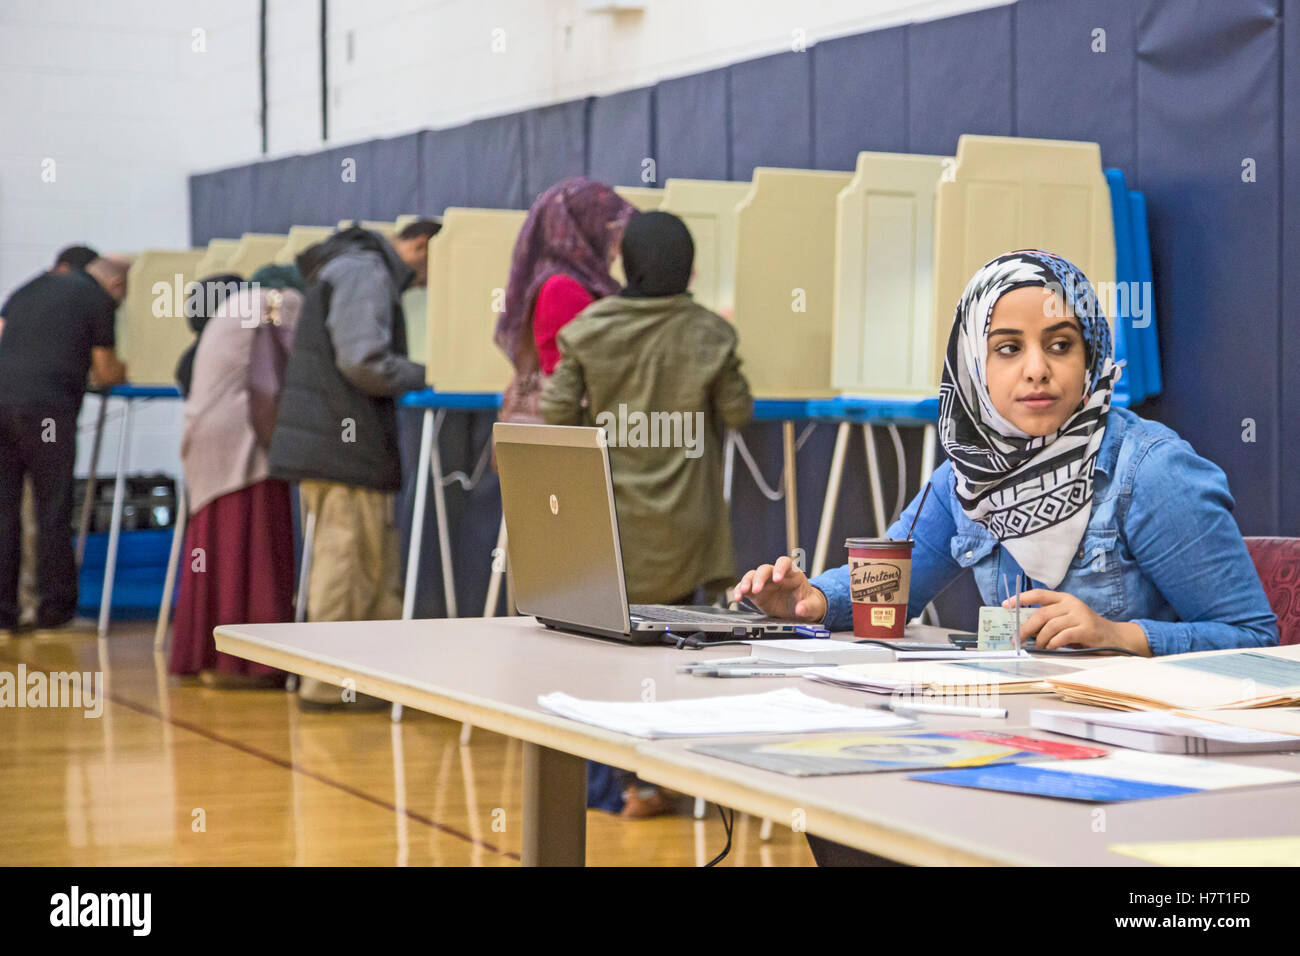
[495,177,635,423]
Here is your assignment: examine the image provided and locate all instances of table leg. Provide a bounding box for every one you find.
[521,741,587,866]
[811,421,850,577]
[288,503,315,695]
[153,481,187,653]
[97,399,132,638]
[401,409,434,621]
[862,423,887,537]
[483,515,507,616]
[76,395,109,569]
[429,410,457,618]
[781,420,799,557]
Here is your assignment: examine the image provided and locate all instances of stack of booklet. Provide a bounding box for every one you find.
[1044,644,1300,710]
[1031,708,1300,754]
[804,658,1099,695]
[536,687,917,738]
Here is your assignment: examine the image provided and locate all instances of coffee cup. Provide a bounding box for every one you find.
[845,537,913,639]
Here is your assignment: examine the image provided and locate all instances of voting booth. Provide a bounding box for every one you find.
[191,238,240,280]
[614,186,664,211]
[932,135,1116,379]
[832,152,948,397]
[425,207,524,392]
[224,233,287,279]
[117,250,206,384]
[731,167,852,398]
[659,178,750,315]
[274,225,334,265]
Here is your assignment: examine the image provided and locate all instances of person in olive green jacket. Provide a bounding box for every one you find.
[540,210,753,605]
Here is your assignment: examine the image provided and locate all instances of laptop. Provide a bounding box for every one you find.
[493,422,799,644]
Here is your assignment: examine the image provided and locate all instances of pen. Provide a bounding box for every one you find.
[885,700,1009,719]
[689,668,811,678]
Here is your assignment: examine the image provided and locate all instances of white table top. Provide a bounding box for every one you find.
[215,615,1300,866]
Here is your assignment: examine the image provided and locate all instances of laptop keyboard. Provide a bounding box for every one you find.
[629,604,760,624]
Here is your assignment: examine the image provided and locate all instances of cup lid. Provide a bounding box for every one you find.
[845,536,913,549]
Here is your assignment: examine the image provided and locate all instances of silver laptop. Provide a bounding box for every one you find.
[493,422,797,644]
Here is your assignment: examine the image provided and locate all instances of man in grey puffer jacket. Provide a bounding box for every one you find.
[270,219,439,709]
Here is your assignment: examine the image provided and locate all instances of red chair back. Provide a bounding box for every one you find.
[1244,537,1300,646]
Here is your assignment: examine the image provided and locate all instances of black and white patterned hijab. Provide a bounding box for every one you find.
[938,250,1119,588]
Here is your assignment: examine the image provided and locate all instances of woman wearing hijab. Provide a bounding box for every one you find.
[169,265,304,687]
[541,211,755,818]
[496,177,636,423]
[735,249,1278,862]
[175,272,242,397]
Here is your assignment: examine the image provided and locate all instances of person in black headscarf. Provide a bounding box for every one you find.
[175,273,241,397]
[541,210,753,817]
[618,210,696,298]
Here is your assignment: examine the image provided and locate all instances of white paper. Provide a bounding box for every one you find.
[1032,750,1300,790]
[1032,709,1299,744]
[896,649,1031,661]
[536,687,915,738]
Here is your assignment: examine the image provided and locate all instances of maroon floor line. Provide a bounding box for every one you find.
[0,649,520,862]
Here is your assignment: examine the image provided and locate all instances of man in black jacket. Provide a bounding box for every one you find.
[269,221,438,707]
[0,255,129,631]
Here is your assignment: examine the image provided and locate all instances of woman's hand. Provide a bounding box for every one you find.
[1004,589,1151,656]
[733,556,827,623]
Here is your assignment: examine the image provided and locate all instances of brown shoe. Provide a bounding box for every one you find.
[620,784,681,819]
[198,669,283,690]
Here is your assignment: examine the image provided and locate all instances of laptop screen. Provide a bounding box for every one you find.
[493,423,631,637]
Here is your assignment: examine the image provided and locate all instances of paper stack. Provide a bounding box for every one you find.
[1031,708,1300,754]
[536,687,916,738]
[1045,644,1300,711]
[804,657,1092,695]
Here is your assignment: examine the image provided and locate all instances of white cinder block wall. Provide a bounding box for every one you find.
[2,0,1004,479]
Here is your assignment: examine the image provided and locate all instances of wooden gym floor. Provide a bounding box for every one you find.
[0,623,814,866]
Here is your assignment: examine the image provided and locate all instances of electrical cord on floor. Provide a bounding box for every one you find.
[703,804,735,867]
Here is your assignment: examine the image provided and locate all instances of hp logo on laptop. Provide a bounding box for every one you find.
[549,494,559,516]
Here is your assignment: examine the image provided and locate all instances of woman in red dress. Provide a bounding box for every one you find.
[168,265,302,687]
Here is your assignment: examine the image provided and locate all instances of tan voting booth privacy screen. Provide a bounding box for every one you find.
[225,233,287,279]
[659,178,750,316]
[833,152,947,398]
[732,167,852,399]
[191,238,240,281]
[117,250,206,385]
[932,135,1116,383]
[426,207,523,392]
[274,226,334,265]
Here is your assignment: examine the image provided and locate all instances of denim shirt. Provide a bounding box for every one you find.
[809,407,1278,655]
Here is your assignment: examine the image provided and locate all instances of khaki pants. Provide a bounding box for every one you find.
[297,480,402,703]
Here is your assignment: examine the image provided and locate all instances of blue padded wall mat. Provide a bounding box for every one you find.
[653,67,730,182]
[1015,0,1138,176]
[588,86,656,188]
[1134,0,1281,535]
[368,131,425,220]
[811,26,909,170]
[906,5,1014,156]
[728,50,812,179]
[522,98,591,203]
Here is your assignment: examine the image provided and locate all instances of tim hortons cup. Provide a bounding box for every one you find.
[845,537,913,639]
